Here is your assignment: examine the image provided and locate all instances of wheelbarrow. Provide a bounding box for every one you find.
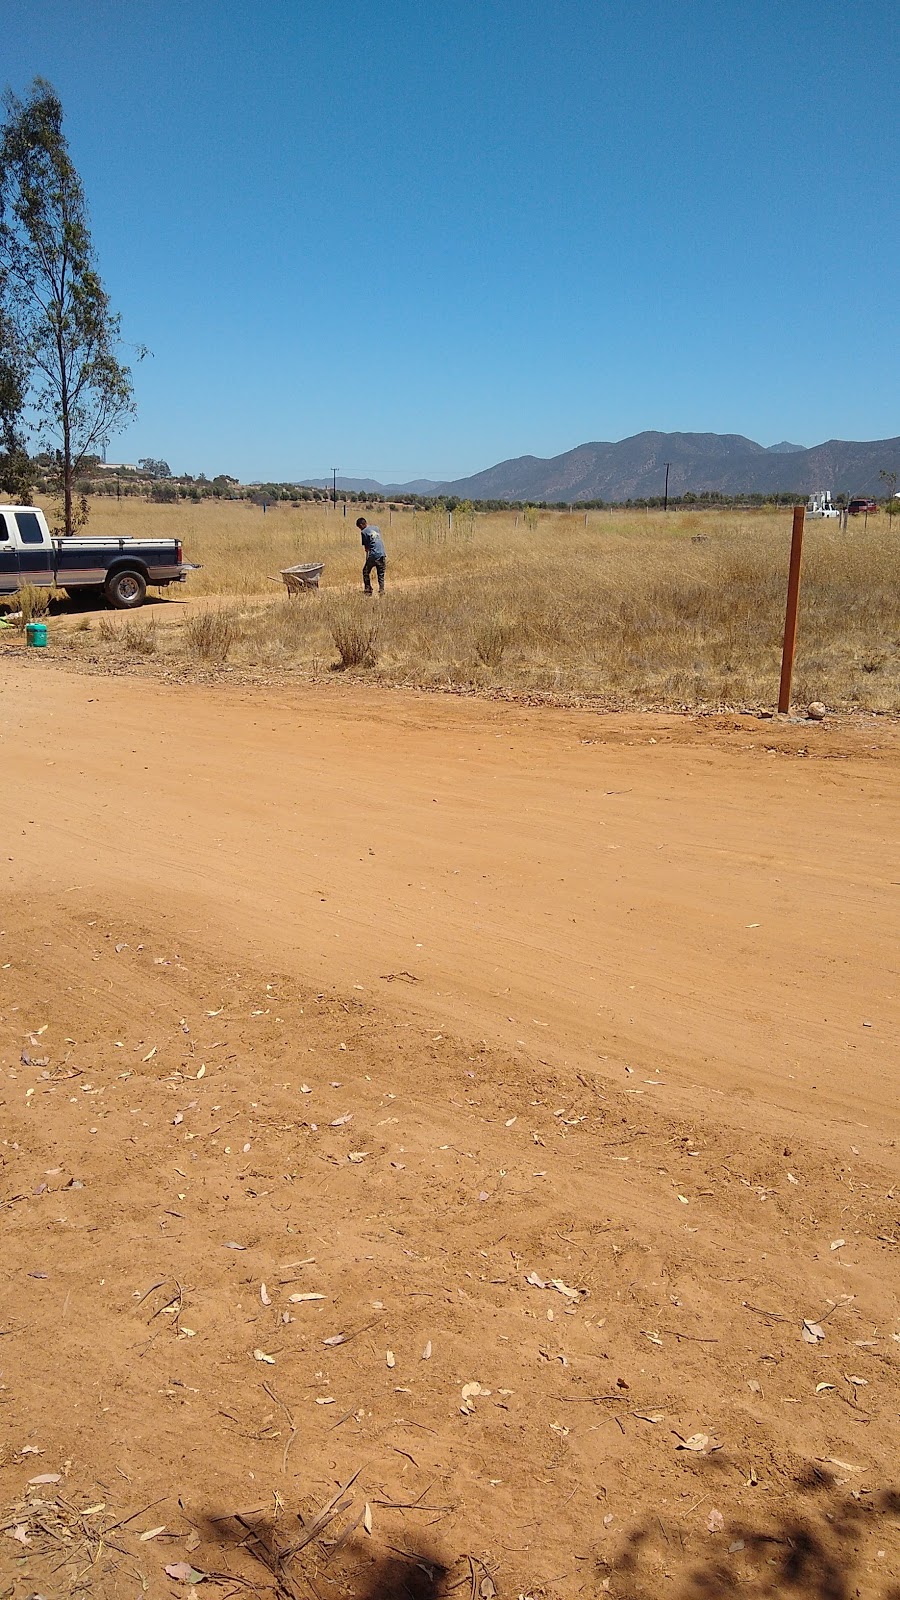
[269,561,325,595]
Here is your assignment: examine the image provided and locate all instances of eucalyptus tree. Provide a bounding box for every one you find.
[0,78,138,533]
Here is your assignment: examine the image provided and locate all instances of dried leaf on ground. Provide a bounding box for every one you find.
[525,1271,582,1300]
[676,1433,710,1453]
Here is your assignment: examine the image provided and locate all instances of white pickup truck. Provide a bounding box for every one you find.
[0,505,195,609]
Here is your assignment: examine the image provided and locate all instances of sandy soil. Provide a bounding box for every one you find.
[1,660,898,1600]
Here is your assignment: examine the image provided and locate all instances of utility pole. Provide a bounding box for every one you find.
[331,467,339,509]
[663,462,671,511]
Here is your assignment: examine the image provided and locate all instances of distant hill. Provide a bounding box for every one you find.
[295,434,900,504]
[299,475,443,495]
[439,431,900,502]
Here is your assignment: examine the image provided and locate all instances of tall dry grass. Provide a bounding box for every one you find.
[53,499,900,710]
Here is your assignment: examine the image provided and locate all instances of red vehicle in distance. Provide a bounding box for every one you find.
[847,497,877,515]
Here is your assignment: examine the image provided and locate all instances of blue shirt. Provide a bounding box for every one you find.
[361,524,385,558]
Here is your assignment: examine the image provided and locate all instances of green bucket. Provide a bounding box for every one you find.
[26,621,48,648]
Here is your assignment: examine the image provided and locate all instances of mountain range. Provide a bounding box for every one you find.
[300,476,443,496]
[300,431,900,502]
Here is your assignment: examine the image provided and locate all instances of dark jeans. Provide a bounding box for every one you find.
[363,554,386,593]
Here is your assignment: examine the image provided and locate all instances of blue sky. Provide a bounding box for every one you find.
[3,0,898,482]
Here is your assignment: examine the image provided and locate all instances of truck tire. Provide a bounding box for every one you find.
[105,569,147,609]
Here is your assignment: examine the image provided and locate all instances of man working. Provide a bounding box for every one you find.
[356,516,387,596]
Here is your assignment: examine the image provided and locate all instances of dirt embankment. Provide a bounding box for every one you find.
[1,663,898,1599]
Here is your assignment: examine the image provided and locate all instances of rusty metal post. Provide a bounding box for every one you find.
[777,504,805,714]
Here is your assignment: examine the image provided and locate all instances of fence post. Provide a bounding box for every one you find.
[777,505,805,714]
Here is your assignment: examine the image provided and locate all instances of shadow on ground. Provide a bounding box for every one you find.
[605,1470,900,1600]
[188,1469,900,1599]
[196,1504,456,1600]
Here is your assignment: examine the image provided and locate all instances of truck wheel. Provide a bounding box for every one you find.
[105,569,147,609]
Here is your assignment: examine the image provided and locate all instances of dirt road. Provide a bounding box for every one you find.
[1,660,898,1599]
[3,660,898,1137]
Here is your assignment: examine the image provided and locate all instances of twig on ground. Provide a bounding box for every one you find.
[742,1301,789,1322]
[263,1381,298,1474]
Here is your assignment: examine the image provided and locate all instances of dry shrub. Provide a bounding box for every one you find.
[329,599,380,669]
[185,605,238,661]
[98,614,158,654]
[474,620,510,667]
[6,583,50,628]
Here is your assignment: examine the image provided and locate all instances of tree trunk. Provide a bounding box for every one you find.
[63,444,73,535]
[56,310,73,534]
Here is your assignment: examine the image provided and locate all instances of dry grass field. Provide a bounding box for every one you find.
[28,496,900,709]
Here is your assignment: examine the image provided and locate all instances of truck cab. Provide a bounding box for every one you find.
[0,507,51,586]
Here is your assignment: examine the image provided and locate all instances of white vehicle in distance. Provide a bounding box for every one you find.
[806,491,839,519]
